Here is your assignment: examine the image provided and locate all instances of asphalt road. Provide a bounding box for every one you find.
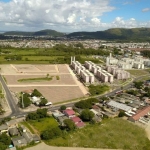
[0,73,148,119]
[0,75,22,116]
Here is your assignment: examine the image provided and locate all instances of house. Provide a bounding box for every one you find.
[6,120,17,128]
[129,106,150,123]
[52,110,65,119]
[107,100,132,112]
[0,124,8,133]
[63,109,75,118]
[22,89,34,95]
[71,117,85,128]
[12,136,27,147]
[32,135,40,143]
[57,116,68,126]
[9,127,19,136]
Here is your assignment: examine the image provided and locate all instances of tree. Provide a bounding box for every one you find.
[134,81,143,89]
[0,133,11,145]
[37,108,48,118]
[60,105,66,111]
[0,142,7,150]
[64,119,76,131]
[81,109,94,121]
[39,98,48,106]
[19,93,31,108]
[118,111,125,117]
[41,127,62,140]
[32,89,42,97]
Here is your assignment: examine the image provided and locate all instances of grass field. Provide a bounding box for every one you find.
[28,117,58,133]
[18,77,53,82]
[45,118,150,149]
[126,69,149,77]
[20,121,35,134]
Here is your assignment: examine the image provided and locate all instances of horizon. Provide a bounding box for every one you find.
[0,0,150,32]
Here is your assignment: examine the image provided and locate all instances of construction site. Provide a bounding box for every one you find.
[0,64,88,103]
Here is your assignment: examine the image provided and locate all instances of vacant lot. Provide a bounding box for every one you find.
[45,118,150,149]
[126,69,149,77]
[0,64,87,103]
[28,117,58,133]
[5,74,75,85]
[10,86,84,103]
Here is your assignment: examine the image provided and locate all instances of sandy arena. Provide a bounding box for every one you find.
[0,64,88,103]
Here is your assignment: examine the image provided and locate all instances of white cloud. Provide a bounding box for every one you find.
[142,8,150,12]
[0,0,115,31]
[0,0,150,32]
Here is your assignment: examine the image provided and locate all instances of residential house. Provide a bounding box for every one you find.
[63,109,75,118]
[57,116,68,126]
[9,127,19,136]
[128,106,150,123]
[6,120,17,128]
[71,117,85,128]
[12,136,27,147]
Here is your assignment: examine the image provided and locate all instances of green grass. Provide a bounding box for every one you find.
[28,117,58,133]
[88,84,110,96]
[18,77,53,82]
[45,118,150,149]
[20,121,35,134]
[56,76,60,80]
[126,69,149,77]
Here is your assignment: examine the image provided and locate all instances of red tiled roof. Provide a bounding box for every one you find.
[92,105,99,110]
[129,106,150,121]
[76,122,85,128]
[71,117,82,123]
[63,109,75,116]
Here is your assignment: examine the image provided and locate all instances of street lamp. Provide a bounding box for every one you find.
[22,93,25,108]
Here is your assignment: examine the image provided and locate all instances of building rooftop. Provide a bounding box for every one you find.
[129,106,150,121]
[107,100,132,112]
[63,109,75,116]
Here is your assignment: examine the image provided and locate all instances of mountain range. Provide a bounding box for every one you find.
[1,28,150,41]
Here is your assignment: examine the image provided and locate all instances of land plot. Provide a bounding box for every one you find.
[126,69,149,77]
[13,64,41,72]
[34,65,58,72]
[10,86,84,103]
[5,74,76,85]
[57,65,70,73]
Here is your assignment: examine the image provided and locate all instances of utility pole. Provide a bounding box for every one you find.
[22,93,25,108]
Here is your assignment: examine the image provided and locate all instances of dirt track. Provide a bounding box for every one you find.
[25,142,121,150]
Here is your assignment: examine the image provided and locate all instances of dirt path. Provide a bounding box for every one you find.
[24,142,121,150]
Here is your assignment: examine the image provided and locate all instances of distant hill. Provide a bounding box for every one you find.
[3,29,64,37]
[67,28,150,41]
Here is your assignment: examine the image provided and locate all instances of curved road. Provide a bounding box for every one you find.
[0,74,149,119]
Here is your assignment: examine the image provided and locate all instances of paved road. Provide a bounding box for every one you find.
[0,74,148,119]
[0,75,22,116]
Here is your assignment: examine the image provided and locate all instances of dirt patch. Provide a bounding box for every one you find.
[25,142,121,150]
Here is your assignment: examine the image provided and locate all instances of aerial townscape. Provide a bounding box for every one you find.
[1,0,150,150]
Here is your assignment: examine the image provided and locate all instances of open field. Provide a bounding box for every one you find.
[45,118,150,149]
[28,117,58,133]
[126,69,149,77]
[10,86,84,103]
[25,142,120,150]
[0,64,87,103]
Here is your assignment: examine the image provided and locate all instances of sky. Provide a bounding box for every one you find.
[0,0,150,32]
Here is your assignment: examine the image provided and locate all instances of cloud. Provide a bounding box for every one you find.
[0,0,150,32]
[142,8,150,12]
[0,0,116,31]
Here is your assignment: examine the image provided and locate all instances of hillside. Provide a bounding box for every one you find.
[67,28,150,41]
[3,29,64,37]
